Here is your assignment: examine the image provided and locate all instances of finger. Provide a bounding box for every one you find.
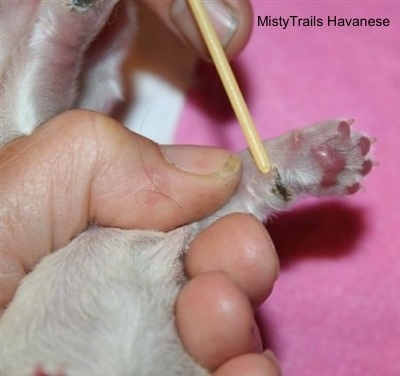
[213,352,281,376]
[0,110,240,307]
[185,213,279,307]
[139,0,253,59]
[175,272,261,371]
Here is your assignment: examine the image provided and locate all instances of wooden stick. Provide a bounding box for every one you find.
[187,0,271,174]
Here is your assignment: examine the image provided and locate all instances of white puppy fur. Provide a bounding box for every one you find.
[0,1,373,375]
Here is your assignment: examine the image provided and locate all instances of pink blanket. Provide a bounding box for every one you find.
[176,2,400,374]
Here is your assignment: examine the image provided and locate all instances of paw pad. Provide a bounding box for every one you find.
[337,120,352,139]
[312,144,346,187]
[267,119,375,199]
[358,136,371,156]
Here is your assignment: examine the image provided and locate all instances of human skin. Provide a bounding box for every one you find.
[125,4,281,373]
[0,1,373,373]
[140,0,254,58]
[0,111,281,375]
[0,0,280,373]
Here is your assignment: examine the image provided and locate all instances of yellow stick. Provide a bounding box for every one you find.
[187,0,271,174]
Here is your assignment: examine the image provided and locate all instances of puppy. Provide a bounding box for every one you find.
[0,1,374,375]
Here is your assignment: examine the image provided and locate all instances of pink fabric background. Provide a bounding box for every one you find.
[176,1,399,375]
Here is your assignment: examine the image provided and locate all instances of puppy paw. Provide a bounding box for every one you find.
[308,119,373,193]
[221,119,375,222]
[267,119,374,199]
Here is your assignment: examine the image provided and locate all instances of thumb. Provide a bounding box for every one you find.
[1,110,241,277]
[87,113,242,230]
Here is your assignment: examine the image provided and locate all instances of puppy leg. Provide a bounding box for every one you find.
[0,0,125,144]
[0,119,374,374]
[201,119,374,226]
[76,0,134,113]
[0,0,39,70]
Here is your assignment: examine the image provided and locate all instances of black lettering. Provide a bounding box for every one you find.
[327,16,391,27]
[358,18,368,26]
[258,15,390,28]
[257,16,268,27]
[344,18,351,26]
[327,15,336,26]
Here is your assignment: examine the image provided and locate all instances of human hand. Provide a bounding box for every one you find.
[0,110,280,374]
[140,0,253,59]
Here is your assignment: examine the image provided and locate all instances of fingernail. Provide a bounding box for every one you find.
[171,0,238,53]
[161,145,241,177]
